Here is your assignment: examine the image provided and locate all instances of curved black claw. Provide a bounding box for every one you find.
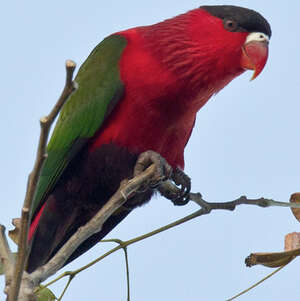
[134,150,173,191]
[171,167,191,206]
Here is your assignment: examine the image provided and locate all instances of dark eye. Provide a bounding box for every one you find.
[223,19,238,32]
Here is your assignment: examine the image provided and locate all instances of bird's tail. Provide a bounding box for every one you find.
[26,196,132,273]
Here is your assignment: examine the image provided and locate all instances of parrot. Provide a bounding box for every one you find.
[26,5,271,272]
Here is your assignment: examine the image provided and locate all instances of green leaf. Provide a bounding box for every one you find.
[36,287,57,301]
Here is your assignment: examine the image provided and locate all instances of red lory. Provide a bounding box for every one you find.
[27,5,271,272]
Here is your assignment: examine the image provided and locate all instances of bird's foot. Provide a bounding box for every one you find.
[170,167,191,206]
[134,151,191,205]
[134,150,172,191]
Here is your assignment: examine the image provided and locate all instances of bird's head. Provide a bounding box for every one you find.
[136,5,271,102]
[144,5,271,95]
[195,5,271,81]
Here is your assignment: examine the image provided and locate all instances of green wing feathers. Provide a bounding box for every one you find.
[31,34,127,216]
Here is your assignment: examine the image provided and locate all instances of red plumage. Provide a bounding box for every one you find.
[90,9,249,167]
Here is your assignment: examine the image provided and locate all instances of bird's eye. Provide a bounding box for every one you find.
[223,19,238,32]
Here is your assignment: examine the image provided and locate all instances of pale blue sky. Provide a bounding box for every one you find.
[1,1,300,300]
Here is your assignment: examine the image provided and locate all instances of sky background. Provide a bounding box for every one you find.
[1,1,300,300]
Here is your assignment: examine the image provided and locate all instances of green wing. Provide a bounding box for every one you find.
[31,34,127,216]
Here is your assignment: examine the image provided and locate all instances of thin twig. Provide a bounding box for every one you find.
[101,239,131,301]
[41,208,206,289]
[226,263,289,301]
[159,181,300,209]
[40,271,73,290]
[8,60,76,301]
[57,274,74,301]
[123,247,130,301]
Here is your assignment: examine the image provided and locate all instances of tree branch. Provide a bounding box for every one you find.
[30,164,158,285]
[159,181,300,210]
[38,184,300,297]
[7,60,76,301]
[12,164,299,300]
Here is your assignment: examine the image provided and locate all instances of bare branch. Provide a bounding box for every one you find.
[40,185,298,294]
[8,60,76,301]
[14,168,297,299]
[30,164,157,285]
[159,181,300,210]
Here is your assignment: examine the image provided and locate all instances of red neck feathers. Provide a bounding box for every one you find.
[140,9,248,96]
[90,8,249,168]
